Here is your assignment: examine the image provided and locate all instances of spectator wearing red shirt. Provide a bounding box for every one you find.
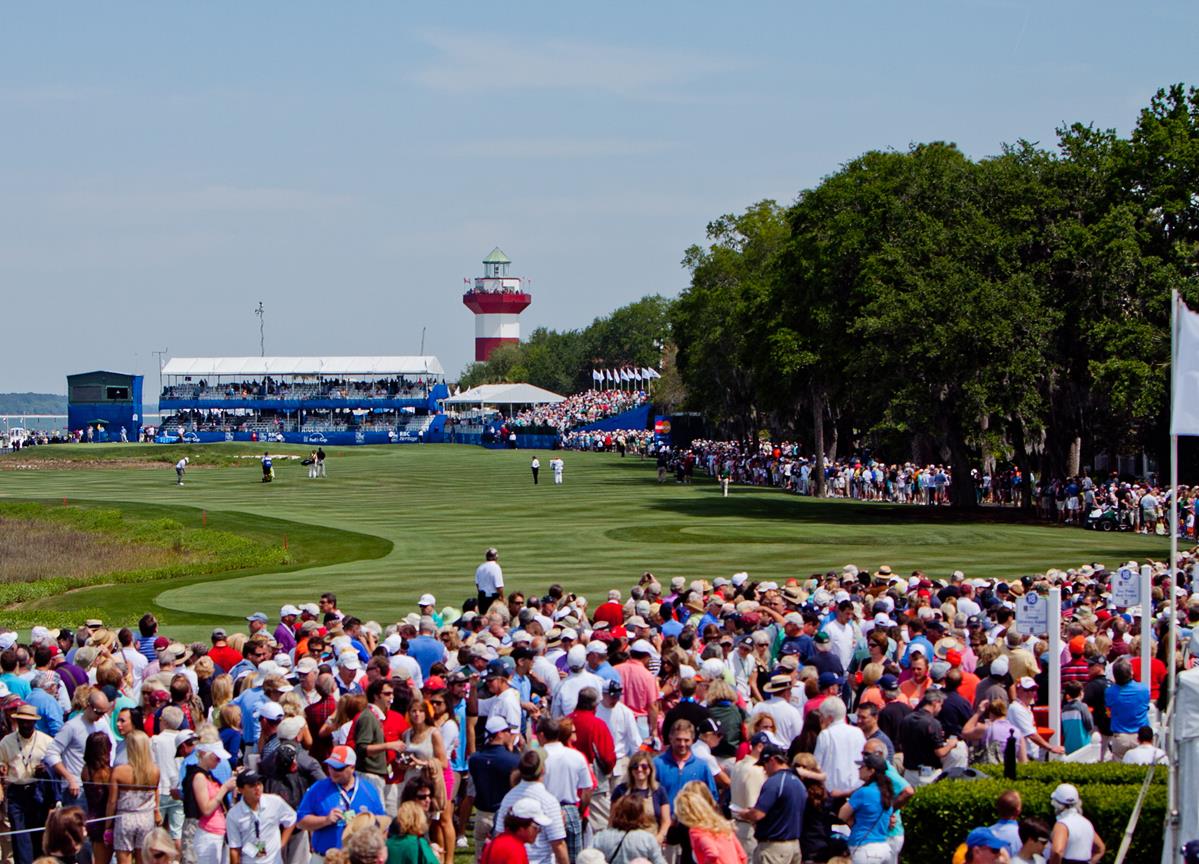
[568,688,617,777]
[1061,637,1091,685]
[304,673,339,763]
[593,591,625,632]
[1130,647,1167,701]
[481,797,551,864]
[207,628,243,676]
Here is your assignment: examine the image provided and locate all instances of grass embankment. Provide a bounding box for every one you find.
[0,499,392,633]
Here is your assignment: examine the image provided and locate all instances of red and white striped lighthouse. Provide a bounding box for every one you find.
[462,247,532,362]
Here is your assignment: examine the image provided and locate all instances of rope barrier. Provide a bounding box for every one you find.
[0,800,184,839]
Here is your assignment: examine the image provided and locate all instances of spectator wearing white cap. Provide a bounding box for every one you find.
[275,606,299,654]
[417,593,444,628]
[584,640,620,689]
[1008,677,1064,760]
[551,646,605,719]
[334,652,365,696]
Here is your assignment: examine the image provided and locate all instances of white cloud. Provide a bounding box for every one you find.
[411,31,725,99]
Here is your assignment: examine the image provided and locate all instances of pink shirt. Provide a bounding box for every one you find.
[690,827,748,864]
[616,661,660,717]
[198,774,226,835]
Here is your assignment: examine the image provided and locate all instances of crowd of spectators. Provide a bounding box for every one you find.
[509,390,649,434]
[0,546,1187,863]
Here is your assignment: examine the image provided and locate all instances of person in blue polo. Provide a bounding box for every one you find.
[737,742,805,863]
[1106,658,1150,761]
[654,718,717,862]
[294,744,386,856]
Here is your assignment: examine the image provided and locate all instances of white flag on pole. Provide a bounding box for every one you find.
[643,367,660,380]
[1172,295,1199,435]
[632,368,643,382]
[621,368,630,382]
[592,369,603,382]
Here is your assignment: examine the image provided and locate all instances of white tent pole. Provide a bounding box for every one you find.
[1141,564,1154,688]
[1048,587,1062,749]
[1167,289,1180,861]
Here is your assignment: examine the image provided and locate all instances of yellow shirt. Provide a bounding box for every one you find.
[0,730,53,783]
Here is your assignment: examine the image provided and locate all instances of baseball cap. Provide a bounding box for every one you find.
[235,770,263,787]
[879,674,900,691]
[255,702,284,722]
[484,659,510,679]
[965,827,1007,851]
[280,605,301,618]
[294,657,319,675]
[630,639,656,656]
[510,797,552,827]
[585,640,607,656]
[1017,676,1037,690]
[604,679,624,695]
[1051,783,1080,807]
[818,671,843,689]
[485,715,514,736]
[749,731,772,747]
[324,745,357,769]
[246,612,268,623]
[814,631,831,644]
[418,594,436,607]
[174,730,197,751]
[756,743,788,764]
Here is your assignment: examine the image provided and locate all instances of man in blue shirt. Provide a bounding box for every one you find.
[295,746,386,856]
[653,719,717,810]
[654,719,717,864]
[1106,658,1150,761]
[738,743,805,862]
[406,617,446,679]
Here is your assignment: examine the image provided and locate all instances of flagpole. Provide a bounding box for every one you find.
[1167,290,1180,862]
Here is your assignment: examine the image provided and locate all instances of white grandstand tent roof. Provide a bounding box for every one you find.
[443,383,565,406]
[161,356,445,378]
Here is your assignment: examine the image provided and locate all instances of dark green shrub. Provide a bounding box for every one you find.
[974,762,1165,786]
[901,774,1164,864]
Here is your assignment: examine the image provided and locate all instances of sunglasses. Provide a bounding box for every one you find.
[632,764,650,771]
[416,793,431,800]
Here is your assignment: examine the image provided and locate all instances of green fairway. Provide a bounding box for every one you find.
[0,443,1170,639]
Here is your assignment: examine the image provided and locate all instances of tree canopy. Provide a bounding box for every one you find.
[669,85,1199,504]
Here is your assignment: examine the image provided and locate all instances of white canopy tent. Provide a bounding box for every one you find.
[161,356,445,379]
[442,383,565,408]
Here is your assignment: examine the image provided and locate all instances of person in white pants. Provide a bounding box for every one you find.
[551,456,564,484]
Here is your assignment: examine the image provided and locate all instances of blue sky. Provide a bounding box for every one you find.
[1,2,1195,394]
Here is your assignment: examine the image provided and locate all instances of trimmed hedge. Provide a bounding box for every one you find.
[974,762,1166,786]
[902,768,1164,864]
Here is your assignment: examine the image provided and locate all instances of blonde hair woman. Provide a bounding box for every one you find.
[674,781,746,864]
[386,801,440,864]
[208,675,233,725]
[106,730,161,863]
[278,690,313,749]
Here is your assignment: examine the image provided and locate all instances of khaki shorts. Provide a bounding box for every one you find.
[753,839,802,864]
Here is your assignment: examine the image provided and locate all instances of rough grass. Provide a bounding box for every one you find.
[0,515,184,584]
